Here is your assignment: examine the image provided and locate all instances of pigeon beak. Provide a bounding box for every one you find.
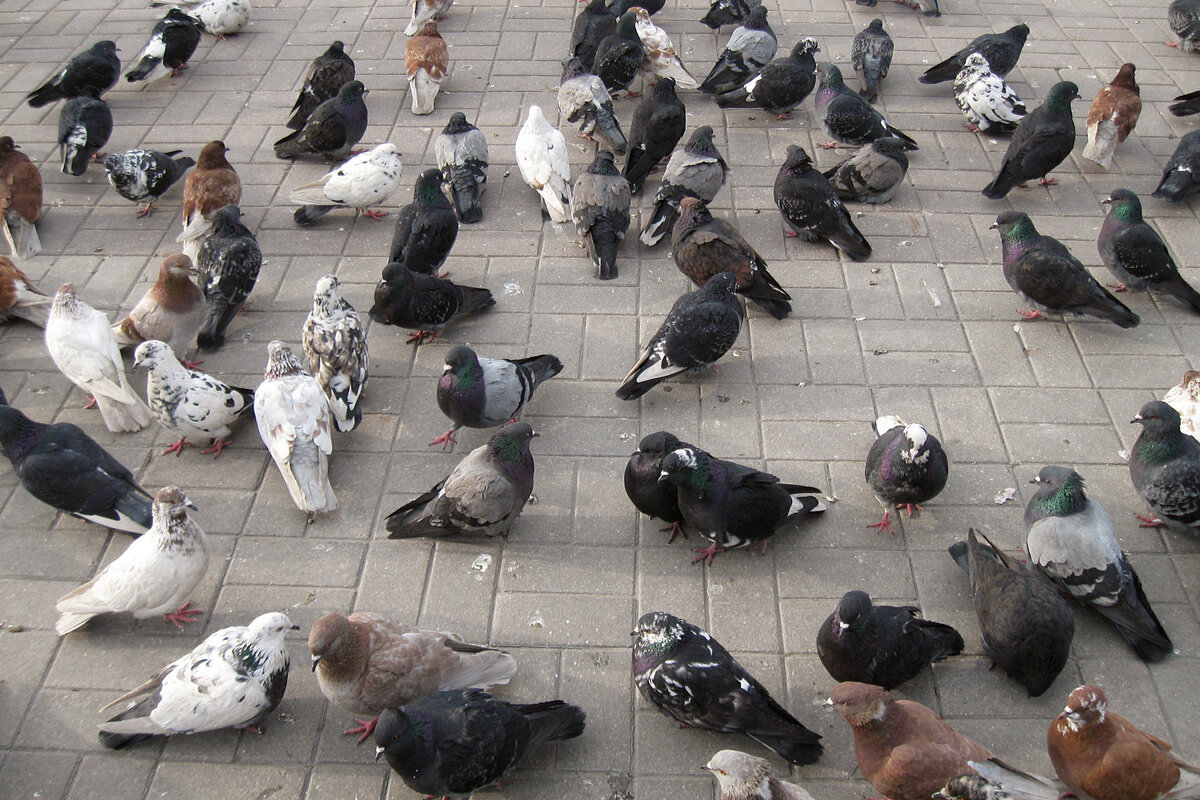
[822,697,834,709]
[311,654,322,671]
[657,470,669,483]
[374,745,385,761]
[1131,414,1143,423]
[629,629,638,637]
[442,363,452,373]
[1101,197,1114,205]
[988,222,999,230]
[290,624,300,631]
[186,500,199,511]
[531,431,540,438]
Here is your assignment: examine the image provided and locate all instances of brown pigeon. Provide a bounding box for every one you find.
[0,137,43,260]
[1082,63,1141,170]
[0,256,50,327]
[406,22,448,115]
[705,749,817,800]
[178,141,241,263]
[112,254,205,358]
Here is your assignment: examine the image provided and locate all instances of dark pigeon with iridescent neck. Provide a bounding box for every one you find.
[593,12,644,95]
[26,41,120,107]
[624,431,697,541]
[699,6,776,95]
[919,24,1029,84]
[273,80,368,160]
[864,415,948,533]
[1129,400,1200,535]
[982,82,1079,198]
[288,41,355,130]
[389,168,458,274]
[368,262,494,346]
[814,64,918,150]
[715,37,819,119]
[1099,189,1200,314]
[774,145,871,261]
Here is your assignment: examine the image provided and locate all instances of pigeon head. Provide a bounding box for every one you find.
[244,612,301,648]
[331,40,345,52]
[415,22,441,39]
[308,612,358,672]
[132,339,176,372]
[1132,400,1184,437]
[380,261,414,288]
[587,150,621,176]
[658,447,702,488]
[1102,188,1143,221]
[650,77,678,102]
[561,57,589,81]
[616,11,638,36]
[900,423,930,462]
[264,341,308,380]
[1111,63,1138,93]
[630,6,652,23]
[934,775,1010,800]
[0,136,16,153]
[1181,370,1200,398]
[159,253,197,289]
[962,52,991,73]
[685,125,722,161]
[791,37,820,59]
[1044,81,1080,111]
[705,750,772,795]
[374,705,435,765]
[745,5,770,30]
[635,430,682,457]
[1008,24,1031,45]
[210,204,245,231]
[631,611,689,657]
[834,590,873,630]
[442,112,473,135]
[166,8,196,23]
[676,196,713,229]
[1029,465,1086,516]
[582,0,609,14]
[1058,685,1107,731]
[153,486,198,523]
[868,137,911,168]
[817,63,846,91]
[780,145,814,176]
[95,41,119,56]
[51,283,85,319]
[990,210,1037,243]
[524,105,551,133]
[867,18,885,31]
[339,80,368,102]
[827,681,890,727]
[703,271,740,299]
[414,168,446,204]
[312,274,342,315]
[488,421,538,463]
[442,345,481,384]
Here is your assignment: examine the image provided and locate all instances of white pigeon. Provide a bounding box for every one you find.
[515,105,572,224]
[97,611,298,749]
[289,143,402,225]
[1165,370,1200,441]
[45,283,153,433]
[632,7,699,89]
[189,0,250,37]
[953,53,1026,134]
[254,340,337,518]
[133,339,254,457]
[55,486,207,635]
[302,275,368,434]
[405,0,453,36]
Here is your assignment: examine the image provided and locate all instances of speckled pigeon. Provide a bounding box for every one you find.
[593,12,644,95]
[572,149,631,280]
[715,37,819,119]
[624,430,697,541]
[273,80,368,160]
[954,53,1026,134]
[290,142,403,225]
[774,145,871,260]
[1152,130,1200,203]
[981,82,1079,198]
[58,96,112,177]
[388,168,458,273]
[104,149,195,217]
[559,58,627,155]
[851,20,892,102]
[26,41,120,107]
[288,41,355,130]
[699,6,775,95]
[864,415,948,532]
[436,113,488,223]
[196,204,262,350]
[1099,188,1200,313]
[369,262,493,345]
[918,25,1030,84]
[1169,0,1200,51]
[639,125,727,247]
[823,137,909,204]
[814,64,918,150]
[1130,400,1200,534]
[302,275,369,433]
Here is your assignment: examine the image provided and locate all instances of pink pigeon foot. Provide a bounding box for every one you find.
[776,112,792,120]
[1018,308,1045,321]
[754,539,770,555]
[867,510,893,533]
[783,229,799,238]
[819,141,839,149]
[429,428,457,450]
[964,122,981,133]
[170,64,189,76]
[163,600,204,630]
[162,437,194,457]
[137,202,155,218]
[691,542,726,564]
[359,209,388,220]
[406,330,442,346]
[661,522,687,543]
[83,395,98,409]
[1107,282,1128,292]
[900,503,923,518]
[1137,513,1166,528]
[1037,176,1058,187]
[344,717,378,744]
[1166,40,1180,47]
[182,359,204,369]
[200,438,231,457]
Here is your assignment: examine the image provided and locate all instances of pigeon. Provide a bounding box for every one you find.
[814,64,919,150]
[947,528,1075,697]
[919,25,1031,85]
[570,0,617,76]
[406,22,447,116]
[1152,130,1200,203]
[45,284,153,433]
[288,41,356,130]
[700,0,760,29]
[699,6,776,95]
[714,37,820,119]
[616,273,744,401]
[822,136,909,204]
[1023,465,1173,662]
[640,126,727,247]
[816,590,964,689]
[1169,0,1200,51]
[436,113,488,223]
[1170,89,1200,116]
[388,167,458,273]
[1099,188,1200,312]
[623,77,686,194]
[632,611,824,764]
[255,341,337,518]
[991,210,1139,327]
[852,20,892,102]
[405,0,453,36]
[368,262,494,345]
[864,415,949,532]
[0,137,43,260]
[195,204,261,351]
[0,402,153,534]
[624,430,696,541]
[935,774,1057,800]
[706,750,817,800]
[104,149,195,217]
[57,96,113,177]
[594,12,645,96]
[515,105,573,224]
[25,41,121,107]
[302,275,369,434]
[177,141,241,263]
[1081,64,1141,170]
[309,612,518,742]
[0,256,50,327]
[184,0,251,38]
[386,421,538,539]
[132,339,254,457]
[124,8,202,84]
[432,345,563,450]
[98,612,298,748]
[611,0,664,16]
[559,58,628,156]
[54,486,207,635]
[273,80,369,160]
[660,446,826,563]
[632,7,699,89]
[290,142,403,225]
[1165,371,1200,440]
[374,689,585,798]
[955,53,1027,134]
[981,82,1079,197]
[112,253,205,356]
[572,149,632,280]
[774,145,871,261]
[1129,400,1200,534]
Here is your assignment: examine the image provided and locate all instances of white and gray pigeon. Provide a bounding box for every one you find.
[104,149,195,217]
[698,6,776,95]
[851,19,893,103]
[954,53,1026,134]
[572,149,631,280]
[98,612,298,749]
[291,142,403,225]
[633,7,699,89]
[639,125,727,247]
[516,105,572,223]
[706,749,818,800]
[1129,400,1200,534]
[187,0,251,37]
[302,275,368,433]
[558,58,628,156]
[55,486,207,635]
[45,283,153,433]
[1023,465,1173,662]
[435,113,489,224]
[822,137,909,204]
[124,8,202,85]
[133,339,254,457]
[255,341,337,519]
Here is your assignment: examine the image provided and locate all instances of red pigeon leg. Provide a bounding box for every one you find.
[163,600,204,629]
[161,437,194,457]
[406,330,441,346]
[867,510,893,533]
[359,208,388,220]
[91,152,106,161]
[661,522,687,542]
[200,438,231,457]
[428,428,457,450]
[182,359,204,369]
[576,132,595,141]
[1018,309,1044,320]
[344,717,378,744]
[775,112,792,120]
[170,64,189,76]
[1037,176,1058,187]
[1166,40,1180,47]
[1106,282,1128,292]
[625,90,641,98]
[900,503,923,517]
[964,122,981,133]
[83,395,98,409]
[691,542,725,564]
[819,141,840,149]
[1137,513,1166,528]
[137,202,155,218]
[754,539,770,554]
[783,229,800,238]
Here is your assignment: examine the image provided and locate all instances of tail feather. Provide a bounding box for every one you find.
[55,611,98,635]
[623,149,655,194]
[596,114,627,156]
[441,650,519,691]
[26,84,65,108]
[294,205,334,225]
[519,353,565,388]
[828,223,871,261]
[448,169,483,224]
[639,201,677,246]
[125,57,163,83]
[982,167,1018,199]
[539,185,571,224]
[274,130,308,159]
[1161,277,1200,315]
[1086,294,1139,328]
[1097,569,1173,662]
[459,286,496,317]
[4,213,43,260]
[287,97,318,130]
[914,618,965,661]
[918,58,958,85]
[94,390,152,433]
[883,125,919,150]
[748,296,790,319]
[518,700,587,751]
[747,729,823,766]
[197,297,237,351]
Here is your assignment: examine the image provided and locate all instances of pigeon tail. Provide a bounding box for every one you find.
[54,610,98,635]
[883,125,919,151]
[294,205,335,225]
[515,699,587,752]
[440,649,520,692]
[1152,173,1195,203]
[828,224,872,261]
[746,729,823,766]
[1086,294,1139,329]
[595,108,628,155]
[3,212,43,261]
[448,168,484,224]
[913,617,966,661]
[522,353,566,388]
[919,56,962,85]
[748,295,790,320]
[623,148,656,194]
[386,480,446,538]
[125,57,164,83]
[1162,277,1200,315]
[981,169,1019,199]
[197,297,237,351]
[1081,120,1117,169]
[1098,570,1173,662]
[587,226,622,281]
[540,185,572,224]
[639,200,678,246]
[273,130,309,159]
[93,390,153,433]
[26,85,65,108]
[459,285,496,317]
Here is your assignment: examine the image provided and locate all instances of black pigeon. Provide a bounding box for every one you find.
[639,125,727,247]
[1152,130,1200,203]
[369,262,494,346]
[1099,188,1200,313]
[274,80,368,160]
[611,0,664,16]
[864,415,949,533]
[616,272,744,401]
[288,41,355,130]
[1023,465,1173,662]
[659,446,825,563]
[374,689,585,799]
[982,82,1079,198]
[1169,0,1200,51]
[104,149,195,217]
[435,113,488,224]
[1129,400,1200,534]
[701,0,759,29]
[57,96,113,177]
[814,64,919,150]
[851,20,892,102]
[774,145,871,261]
[125,8,202,84]
[389,168,458,274]
[632,611,824,764]
[624,431,697,541]
[1170,89,1200,116]
[558,57,627,155]
[699,6,776,95]
[715,37,819,119]
[823,137,909,204]
[572,149,631,280]
[592,12,644,96]
[624,77,686,194]
[992,210,1139,327]
[816,590,964,689]
[0,402,152,535]
[571,0,617,74]
[25,41,121,108]
[918,24,1030,85]
[948,528,1074,697]
[196,204,262,351]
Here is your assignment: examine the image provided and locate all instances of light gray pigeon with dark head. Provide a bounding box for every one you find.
[698,6,776,95]
[559,57,627,156]
[435,113,488,223]
[823,137,909,204]
[1130,400,1200,535]
[639,125,727,247]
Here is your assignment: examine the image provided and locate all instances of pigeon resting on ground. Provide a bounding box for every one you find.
[386,421,538,539]
[1152,130,1200,203]
[851,20,892,102]
[287,41,355,130]
[714,37,820,119]
[624,77,686,194]
[632,611,824,764]
[1129,400,1200,534]
[570,0,617,76]
[369,262,494,345]
[55,486,207,635]
[593,12,645,96]
[274,80,369,160]
[1165,371,1200,440]
[823,137,909,204]
[406,22,448,116]
[436,113,488,223]
[633,8,698,89]
[104,149,195,217]
[0,137,43,259]
[774,145,871,261]
[955,53,1027,134]
[640,126,727,247]
[0,256,50,327]
[919,25,1030,85]
[195,204,261,351]
[302,275,368,433]
[814,63,919,150]
[58,96,113,177]
[184,0,251,37]
[112,253,205,356]
[291,142,403,225]
[982,81,1079,197]
[177,140,241,262]
[864,415,948,532]
[624,430,696,541]
[559,58,628,155]
[388,168,458,273]
[572,149,632,280]
[516,105,573,223]
[98,612,298,748]
[405,0,453,36]
[699,6,776,95]
[700,0,760,28]
[1099,188,1200,313]
[1082,63,1141,170]
[25,41,121,107]
[1169,0,1200,51]
[706,750,817,800]
[125,8,202,84]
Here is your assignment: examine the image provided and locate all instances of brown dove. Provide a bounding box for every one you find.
[0,256,51,327]
[1081,63,1141,170]
[177,141,241,263]
[0,136,43,259]
[112,254,205,358]
[406,22,448,116]
[705,749,817,800]
[308,611,518,742]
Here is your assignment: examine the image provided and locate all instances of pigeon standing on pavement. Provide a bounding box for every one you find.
[124,8,202,84]
[369,262,494,345]
[195,204,261,350]
[178,141,241,262]
[25,41,121,107]
[593,12,645,96]
[291,142,403,224]
[632,7,698,89]
[559,58,628,155]
[624,430,696,541]
[572,149,631,280]
[103,149,195,217]
[699,6,776,95]
[774,145,871,260]
[57,96,113,177]
[624,77,686,194]
[274,80,369,160]
[864,415,948,532]
[406,22,448,115]
[1129,400,1200,534]
[706,750,818,800]
[405,0,453,36]
[918,25,1030,85]
[0,257,50,327]
[516,105,573,223]
[1081,63,1141,170]
[287,41,355,130]
[851,20,892,102]
[982,81,1079,197]
[714,37,820,119]
[303,275,369,433]
[182,0,251,38]
[823,137,909,204]
[640,126,727,247]
[814,64,919,150]
[1152,130,1200,203]
[112,253,205,356]
[388,168,458,273]
[436,113,488,223]
[1169,0,1200,51]
[700,0,760,28]
[0,137,43,260]
[1098,188,1200,313]
[570,0,617,75]
[954,53,1027,134]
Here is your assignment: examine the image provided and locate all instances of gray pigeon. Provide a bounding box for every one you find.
[1169,0,1200,51]
[1129,400,1200,534]
[919,25,1030,84]
[302,275,369,433]
[639,125,727,247]
[774,145,871,260]
[981,82,1079,198]
[954,53,1026,134]
[814,64,918,150]
[572,149,631,280]
[386,421,538,539]
[436,113,488,224]
[699,6,776,95]
[851,19,892,102]
[287,41,356,130]
[1023,465,1173,662]
[559,58,627,156]
[58,96,113,177]
[706,750,818,800]
[1098,188,1200,313]
[1152,130,1200,203]
[822,137,909,204]
[273,80,368,160]
[714,37,819,119]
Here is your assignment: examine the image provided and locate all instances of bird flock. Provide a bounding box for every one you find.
[3,0,1200,796]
